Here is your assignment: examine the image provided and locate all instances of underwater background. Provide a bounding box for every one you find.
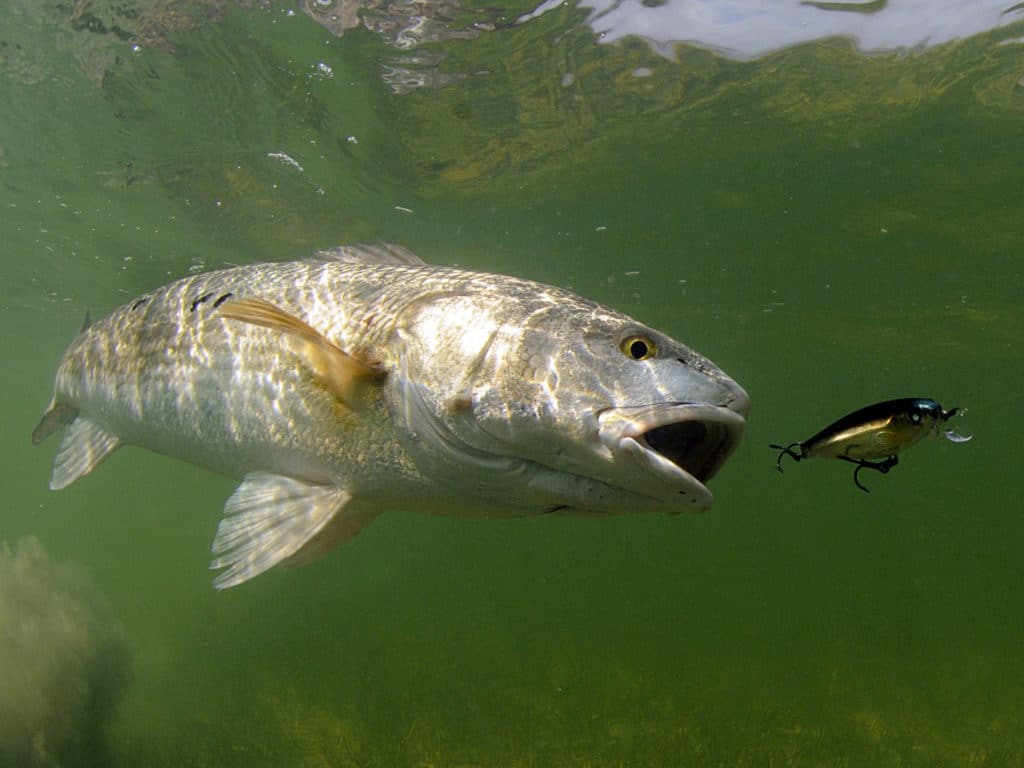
[2,0,1023,765]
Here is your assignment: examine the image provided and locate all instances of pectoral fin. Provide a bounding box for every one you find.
[210,472,379,589]
[219,298,382,412]
[47,417,121,490]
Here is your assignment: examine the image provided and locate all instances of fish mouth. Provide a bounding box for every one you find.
[597,400,748,511]
[642,417,739,484]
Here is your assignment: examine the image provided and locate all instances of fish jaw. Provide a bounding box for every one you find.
[596,400,748,512]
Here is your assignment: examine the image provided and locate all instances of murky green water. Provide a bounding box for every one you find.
[3,1,1024,765]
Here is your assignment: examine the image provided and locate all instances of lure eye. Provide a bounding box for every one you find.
[910,400,939,424]
[620,334,658,361]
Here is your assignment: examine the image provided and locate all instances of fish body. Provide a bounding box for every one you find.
[34,244,749,588]
[771,397,970,491]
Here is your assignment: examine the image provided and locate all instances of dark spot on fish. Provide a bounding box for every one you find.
[449,394,473,412]
[132,297,149,311]
[190,292,214,312]
[213,292,234,308]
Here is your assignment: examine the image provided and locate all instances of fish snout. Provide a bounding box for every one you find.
[723,383,751,419]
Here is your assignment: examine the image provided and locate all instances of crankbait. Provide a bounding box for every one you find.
[770,398,972,492]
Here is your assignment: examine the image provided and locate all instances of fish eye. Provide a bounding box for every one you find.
[619,334,658,361]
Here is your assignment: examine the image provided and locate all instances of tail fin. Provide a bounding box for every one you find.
[47,418,120,490]
[33,402,121,489]
[31,402,78,445]
[33,311,91,445]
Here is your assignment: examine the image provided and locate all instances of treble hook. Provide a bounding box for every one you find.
[837,455,899,493]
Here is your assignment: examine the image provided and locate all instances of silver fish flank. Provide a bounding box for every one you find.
[34,244,750,588]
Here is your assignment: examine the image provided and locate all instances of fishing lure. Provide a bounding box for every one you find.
[770,398,972,492]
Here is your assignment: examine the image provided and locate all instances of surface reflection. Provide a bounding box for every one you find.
[522,0,1024,60]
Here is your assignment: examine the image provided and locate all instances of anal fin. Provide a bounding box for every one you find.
[49,417,121,490]
[210,472,378,590]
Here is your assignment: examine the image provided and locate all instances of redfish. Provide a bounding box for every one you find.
[35,244,749,588]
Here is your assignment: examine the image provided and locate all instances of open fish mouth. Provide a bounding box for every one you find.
[642,417,739,484]
[597,401,748,511]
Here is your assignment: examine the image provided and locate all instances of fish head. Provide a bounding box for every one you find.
[399,291,749,514]
[517,307,749,512]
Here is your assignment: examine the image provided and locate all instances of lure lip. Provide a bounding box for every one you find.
[598,401,747,510]
[939,406,973,443]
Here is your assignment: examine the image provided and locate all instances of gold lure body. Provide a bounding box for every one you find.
[771,398,971,491]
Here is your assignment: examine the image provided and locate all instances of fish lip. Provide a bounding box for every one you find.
[597,402,747,510]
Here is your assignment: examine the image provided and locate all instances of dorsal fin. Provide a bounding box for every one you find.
[314,242,427,267]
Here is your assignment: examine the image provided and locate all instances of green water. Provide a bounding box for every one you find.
[2,1,1023,765]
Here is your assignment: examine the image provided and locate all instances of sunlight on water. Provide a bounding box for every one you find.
[2,0,1024,765]
[547,0,1024,60]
